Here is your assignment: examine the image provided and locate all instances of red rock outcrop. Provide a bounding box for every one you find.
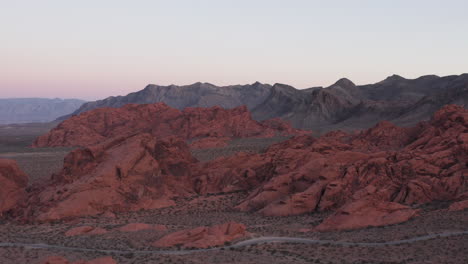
[21,134,197,221]
[315,199,419,231]
[33,103,306,147]
[18,105,467,231]
[41,256,116,264]
[0,159,28,216]
[194,105,468,229]
[65,226,108,237]
[152,222,248,248]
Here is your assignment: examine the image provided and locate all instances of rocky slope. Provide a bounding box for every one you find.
[194,104,467,230]
[14,105,467,232]
[33,103,305,147]
[64,74,468,132]
[66,82,271,119]
[0,98,84,124]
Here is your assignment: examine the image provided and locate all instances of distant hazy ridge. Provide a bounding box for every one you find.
[0,98,85,124]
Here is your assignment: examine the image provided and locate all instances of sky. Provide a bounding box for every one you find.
[1,0,468,100]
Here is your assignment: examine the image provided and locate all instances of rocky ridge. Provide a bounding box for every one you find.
[64,74,468,132]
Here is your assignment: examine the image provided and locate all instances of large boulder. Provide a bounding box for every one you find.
[0,159,28,216]
[152,222,248,248]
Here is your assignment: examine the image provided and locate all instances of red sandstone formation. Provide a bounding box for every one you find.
[315,200,419,231]
[152,222,248,248]
[15,105,467,231]
[22,134,197,221]
[41,256,116,264]
[118,223,167,232]
[199,105,468,229]
[33,103,305,147]
[65,226,108,237]
[0,159,28,216]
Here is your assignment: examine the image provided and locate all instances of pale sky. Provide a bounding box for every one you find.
[1,0,468,100]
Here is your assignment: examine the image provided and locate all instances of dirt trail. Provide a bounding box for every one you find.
[0,230,466,255]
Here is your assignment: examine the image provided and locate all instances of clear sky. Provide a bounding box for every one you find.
[1,0,468,100]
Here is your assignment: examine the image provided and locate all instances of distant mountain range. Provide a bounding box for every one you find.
[0,98,85,124]
[67,74,468,133]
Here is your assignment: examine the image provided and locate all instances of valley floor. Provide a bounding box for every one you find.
[0,125,467,264]
[0,198,466,264]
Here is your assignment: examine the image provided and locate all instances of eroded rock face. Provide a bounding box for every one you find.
[195,105,468,229]
[33,103,305,147]
[152,222,248,248]
[22,134,197,221]
[0,159,28,216]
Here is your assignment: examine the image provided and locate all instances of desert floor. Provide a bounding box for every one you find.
[0,124,466,264]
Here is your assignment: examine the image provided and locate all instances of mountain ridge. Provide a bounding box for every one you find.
[63,74,468,133]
